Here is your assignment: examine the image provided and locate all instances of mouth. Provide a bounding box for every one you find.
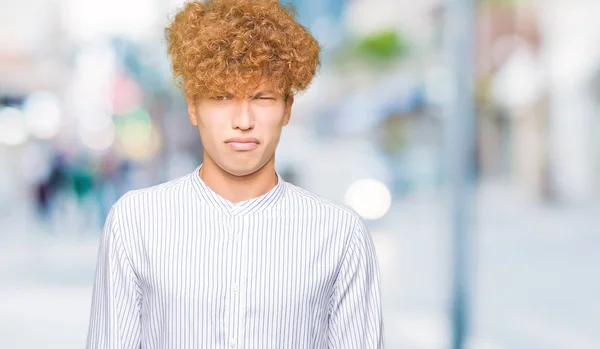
[225,137,260,151]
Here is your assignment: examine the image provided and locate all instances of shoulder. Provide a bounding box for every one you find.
[284,182,364,227]
[111,172,193,214]
[284,183,378,275]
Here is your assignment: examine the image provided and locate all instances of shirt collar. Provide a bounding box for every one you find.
[189,164,287,216]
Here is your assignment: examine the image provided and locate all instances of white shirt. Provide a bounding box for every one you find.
[86,164,384,348]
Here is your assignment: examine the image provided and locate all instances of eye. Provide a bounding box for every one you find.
[212,95,232,101]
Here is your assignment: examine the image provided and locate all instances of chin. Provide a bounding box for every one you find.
[218,160,265,177]
[208,152,273,178]
[222,166,259,177]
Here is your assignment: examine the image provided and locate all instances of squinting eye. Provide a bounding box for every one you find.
[212,95,231,101]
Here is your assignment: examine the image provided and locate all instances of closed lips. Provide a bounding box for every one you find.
[225,138,259,144]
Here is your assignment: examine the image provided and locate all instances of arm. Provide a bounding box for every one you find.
[86,204,142,349]
[328,218,384,348]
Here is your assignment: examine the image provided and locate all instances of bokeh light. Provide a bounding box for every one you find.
[79,121,116,151]
[0,107,29,146]
[22,92,62,139]
[77,111,114,133]
[114,108,161,160]
[344,178,392,220]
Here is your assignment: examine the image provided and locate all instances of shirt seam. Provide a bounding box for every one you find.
[328,217,361,315]
[111,203,143,293]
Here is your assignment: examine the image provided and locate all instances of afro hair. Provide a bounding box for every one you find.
[165,0,321,100]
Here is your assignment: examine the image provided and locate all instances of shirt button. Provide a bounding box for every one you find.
[230,338,237,347]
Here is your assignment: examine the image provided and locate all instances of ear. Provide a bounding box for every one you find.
[282,95,294,126]
[187,97,198,126]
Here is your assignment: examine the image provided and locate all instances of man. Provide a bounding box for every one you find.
[86,0,384,348]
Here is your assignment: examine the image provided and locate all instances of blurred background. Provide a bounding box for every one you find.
[1,0,599,348]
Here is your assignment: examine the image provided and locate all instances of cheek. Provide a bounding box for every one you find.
[258,118,285,141]
[196,116,227,138]
[263,126,285,150]
[257,108,286,128]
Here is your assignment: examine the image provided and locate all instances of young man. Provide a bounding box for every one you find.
[86,0,384,348]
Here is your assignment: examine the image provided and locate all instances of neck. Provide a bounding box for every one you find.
[199,154,279,203]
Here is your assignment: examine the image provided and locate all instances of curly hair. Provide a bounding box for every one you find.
[165,0,321,100]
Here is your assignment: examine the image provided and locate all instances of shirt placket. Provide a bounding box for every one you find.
[226,213,244,349]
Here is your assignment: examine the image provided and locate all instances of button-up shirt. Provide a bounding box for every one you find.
[86,164,384,348]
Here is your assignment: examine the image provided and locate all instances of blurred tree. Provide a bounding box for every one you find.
[356,30,408,62]
[331,29,410,71]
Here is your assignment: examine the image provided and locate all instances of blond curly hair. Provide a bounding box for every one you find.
[165,0,321,99]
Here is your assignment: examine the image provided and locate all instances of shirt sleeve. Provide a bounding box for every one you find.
[86,203,142,349]
[328,217,384,348]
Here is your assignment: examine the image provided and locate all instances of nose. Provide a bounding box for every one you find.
[231,100,255,131]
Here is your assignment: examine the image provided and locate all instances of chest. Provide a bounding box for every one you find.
[135,213,342,317]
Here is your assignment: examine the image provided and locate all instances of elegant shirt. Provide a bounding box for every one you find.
[86,164,384,349]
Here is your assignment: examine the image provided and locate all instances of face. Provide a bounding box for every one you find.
[187,80,294,177]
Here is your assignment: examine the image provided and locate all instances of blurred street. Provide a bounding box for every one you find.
[3,0,600,347]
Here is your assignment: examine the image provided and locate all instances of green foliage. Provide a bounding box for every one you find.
[355,29,408,61]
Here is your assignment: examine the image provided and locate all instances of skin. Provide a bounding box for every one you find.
[187,79,294,203]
